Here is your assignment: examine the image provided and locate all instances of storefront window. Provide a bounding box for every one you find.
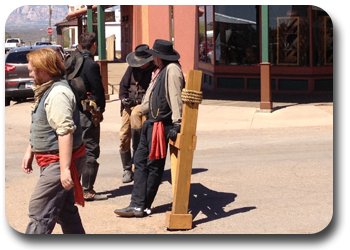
[214,5,259,66]
[269,5,310,66]
[312,6,333,66]
[206,6,214,64]
[198,6,214,64]
[198,6,206,62]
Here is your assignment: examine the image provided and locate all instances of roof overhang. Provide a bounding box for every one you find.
[66,5,97,21]
[54,18,78,27]
[65,5,115,21]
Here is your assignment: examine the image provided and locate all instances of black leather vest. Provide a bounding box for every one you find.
[148,65,173,125]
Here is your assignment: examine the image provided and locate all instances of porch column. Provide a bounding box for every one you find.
[77,16,83,40]
[87,5,93,33]
[97,5,109,100]
[56,26,63,46]
[259,5,273,112]
[97,5,106,60]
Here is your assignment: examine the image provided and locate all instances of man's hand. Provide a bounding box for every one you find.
[91,110,103,126]
[61,168,74,190]
[122,98,136,108]
[168,123,181,141]
[22,144,34,174]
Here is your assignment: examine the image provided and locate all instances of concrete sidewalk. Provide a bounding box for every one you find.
[105,94,333,134]
[105,62,333,132]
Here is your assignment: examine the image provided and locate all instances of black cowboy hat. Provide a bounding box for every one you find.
[126,44,154,67]
[146,39,180,61]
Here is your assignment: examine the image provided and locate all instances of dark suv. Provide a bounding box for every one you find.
[5,45,65,106]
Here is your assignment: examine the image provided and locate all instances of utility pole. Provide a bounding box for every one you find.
[49,5,52,42]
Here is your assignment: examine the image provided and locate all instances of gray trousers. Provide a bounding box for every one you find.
[25,154,86,234]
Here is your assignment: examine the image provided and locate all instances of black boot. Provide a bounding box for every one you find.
[114,206,144,217]
[81,162,99,193]
[81,162,108,201]
[120,150,133,183]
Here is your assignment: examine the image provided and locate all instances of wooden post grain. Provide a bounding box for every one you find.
[165,70,202,230]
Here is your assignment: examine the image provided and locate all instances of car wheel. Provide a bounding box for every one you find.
[14,97,26,103]
[5,97,11,106]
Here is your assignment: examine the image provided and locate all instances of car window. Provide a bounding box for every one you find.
[6,51,29,64]
[38,42,52,45]
[7,39,20,43]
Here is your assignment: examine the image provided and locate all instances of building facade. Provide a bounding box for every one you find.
[198,5,333,93]
[59,5,333,94]
[127,5,333,93]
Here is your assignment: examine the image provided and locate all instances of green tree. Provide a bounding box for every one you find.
[5,32,12,41]
[63,29,70,48]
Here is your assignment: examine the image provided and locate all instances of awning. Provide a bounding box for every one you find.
[66,5,97,21]
[54,18,78,27]
[66,5,115,21]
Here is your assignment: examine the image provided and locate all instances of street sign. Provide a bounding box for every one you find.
[47,27,53,34]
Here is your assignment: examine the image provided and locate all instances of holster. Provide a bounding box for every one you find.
[81,98,103,126]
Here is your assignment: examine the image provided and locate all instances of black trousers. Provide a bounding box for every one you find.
[80,111,100,192]
[130,119,172,209]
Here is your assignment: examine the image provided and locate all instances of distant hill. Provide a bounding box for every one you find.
[5,5,69,45]
[6,5,68,29]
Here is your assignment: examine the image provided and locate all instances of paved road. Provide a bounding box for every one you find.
[4,97,333,234]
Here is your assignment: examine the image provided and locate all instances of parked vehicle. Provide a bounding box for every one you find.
[5,45,65,106]
[5,38,21,53]
[34,41,53,46]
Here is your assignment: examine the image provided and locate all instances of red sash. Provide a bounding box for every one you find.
[149,121,166,160]
[35,144,86,207]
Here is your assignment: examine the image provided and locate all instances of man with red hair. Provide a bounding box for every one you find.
[22,47,86,234]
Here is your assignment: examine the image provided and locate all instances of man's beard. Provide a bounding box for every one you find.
[33,76,44,86]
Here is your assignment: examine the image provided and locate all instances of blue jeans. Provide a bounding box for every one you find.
[25,153,86,234]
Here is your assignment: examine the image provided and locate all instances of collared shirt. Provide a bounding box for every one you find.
[44,85,77,135]
[142,63,184,124]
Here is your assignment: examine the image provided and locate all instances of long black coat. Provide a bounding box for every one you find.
[78,50,106,112]
[119,63,156,114]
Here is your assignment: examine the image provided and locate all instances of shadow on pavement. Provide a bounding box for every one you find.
[96,167,257,230]
[188,183,256,228]
[99,184,134,199]
[156,167,256,229]
[154,183,256,230]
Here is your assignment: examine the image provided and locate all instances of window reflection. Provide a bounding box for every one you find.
[214,5,259,65]
[206,6,214,64]
[269,5,309,66]
[198,5,332,68]
[198,6,214,64]
[198,6,206,62]
[312,6,333,66]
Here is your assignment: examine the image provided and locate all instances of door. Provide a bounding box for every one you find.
[121,5,133,61]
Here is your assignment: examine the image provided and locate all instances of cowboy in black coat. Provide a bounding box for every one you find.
[77,32,107,201]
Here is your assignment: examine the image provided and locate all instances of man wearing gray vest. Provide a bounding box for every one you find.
[22,47,86,234]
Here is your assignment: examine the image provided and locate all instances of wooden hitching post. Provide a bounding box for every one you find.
[165,70,202,230]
